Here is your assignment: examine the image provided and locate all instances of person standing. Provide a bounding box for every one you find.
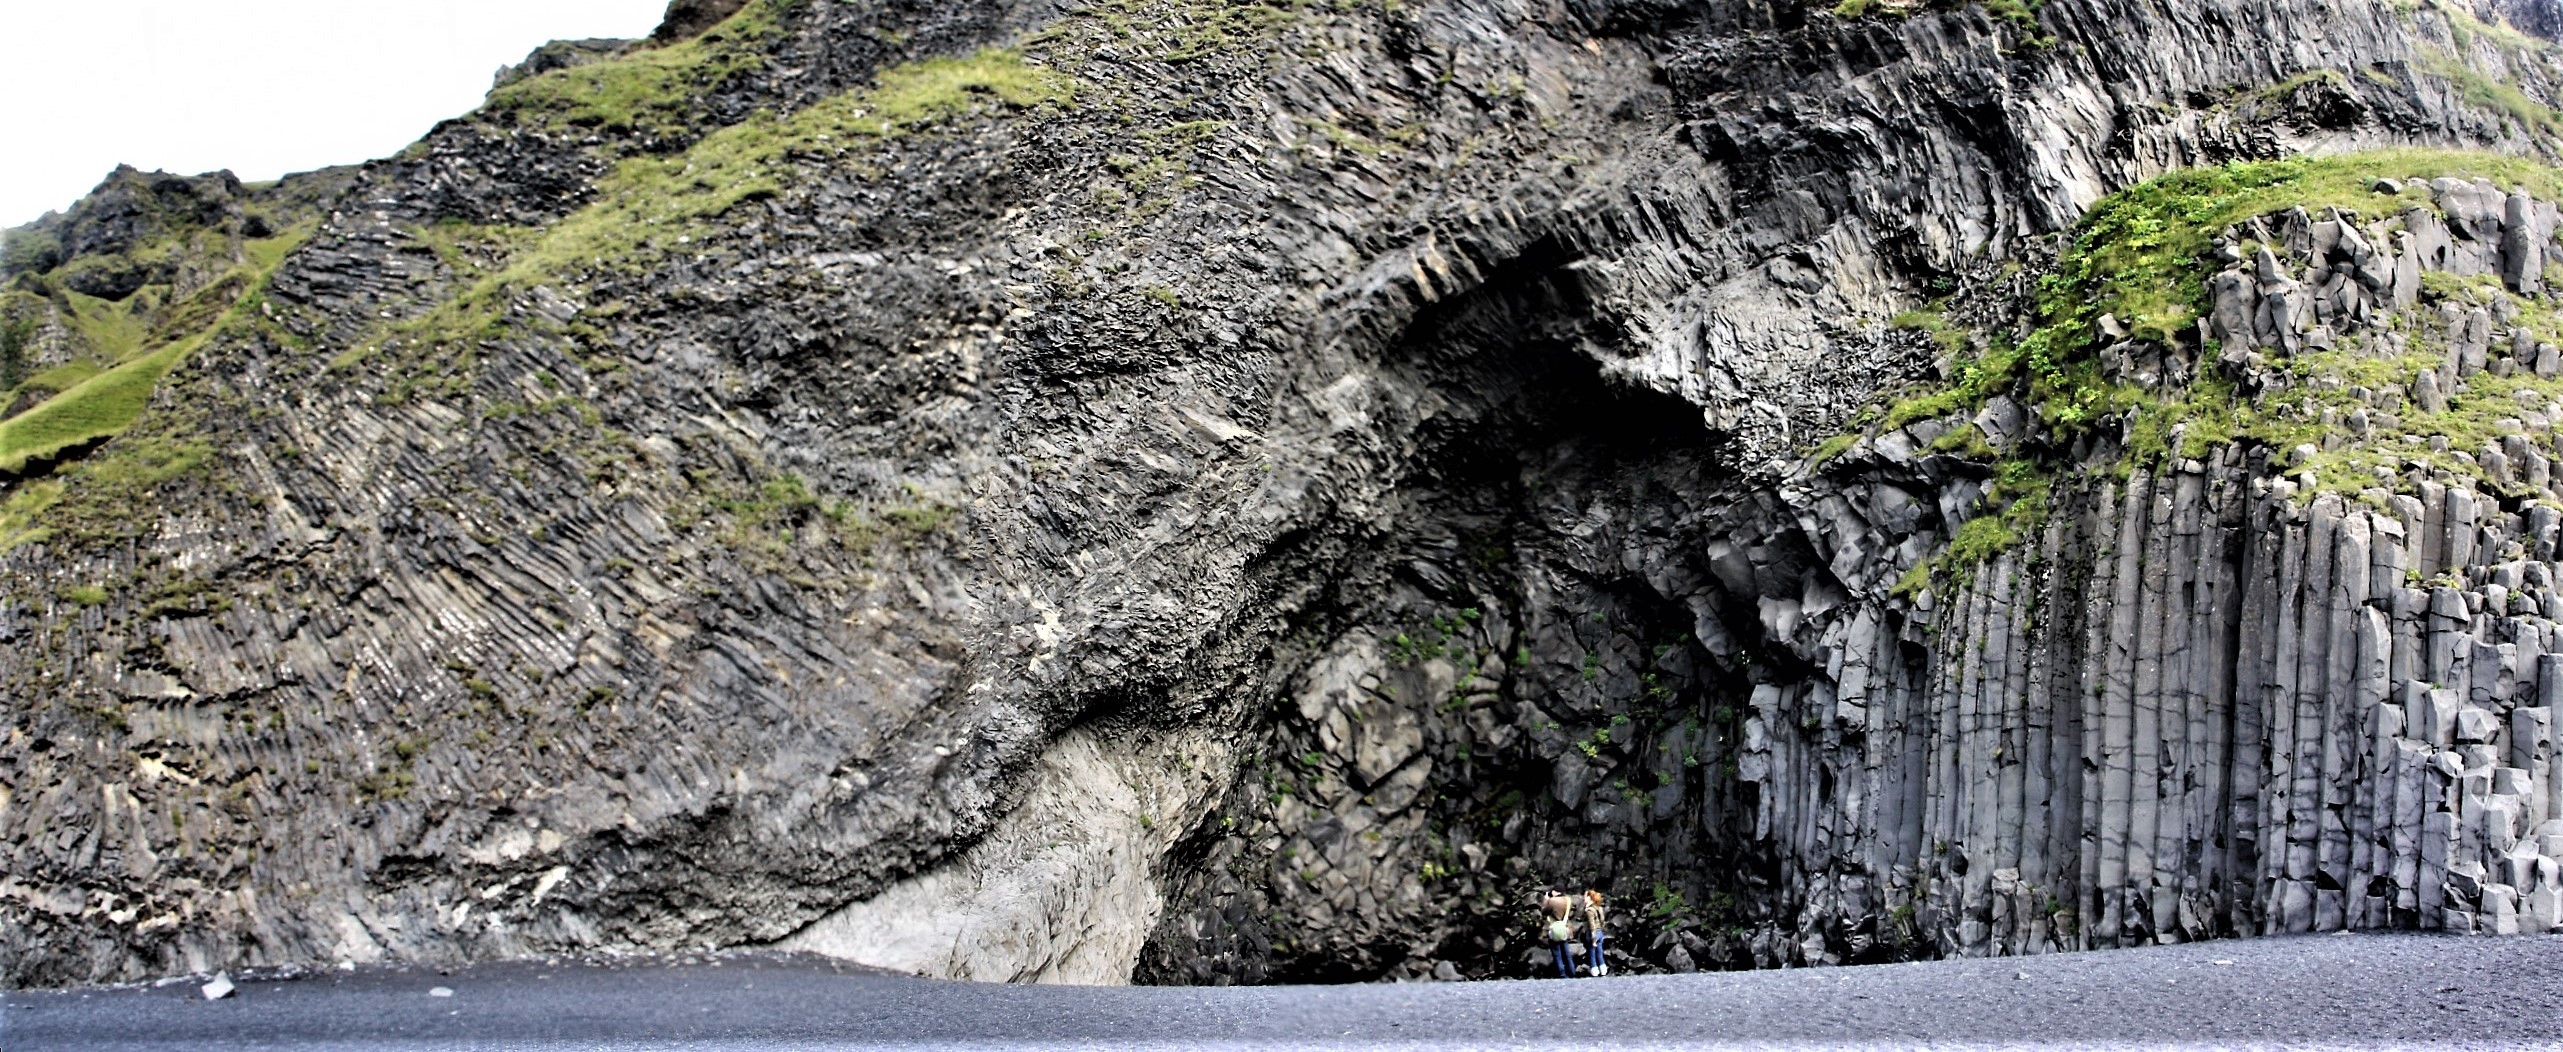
[1542,891,1577,978]
[1584,890,1609,977]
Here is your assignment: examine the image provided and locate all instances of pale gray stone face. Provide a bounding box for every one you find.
[11,0,2563,990]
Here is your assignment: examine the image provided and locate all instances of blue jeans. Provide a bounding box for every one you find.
[1552,942,1574,977]
[1589,932,1605,972]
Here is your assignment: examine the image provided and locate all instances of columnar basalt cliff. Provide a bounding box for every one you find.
[7,0,2563,989]
[1627,181,2563,967]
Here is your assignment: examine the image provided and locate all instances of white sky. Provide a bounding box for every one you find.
[0,1,673,227]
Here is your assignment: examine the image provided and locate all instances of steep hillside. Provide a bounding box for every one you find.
[7,0,2563,988]
[0,167,348,478]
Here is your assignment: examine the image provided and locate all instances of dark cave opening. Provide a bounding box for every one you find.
[1140,236,1818,985]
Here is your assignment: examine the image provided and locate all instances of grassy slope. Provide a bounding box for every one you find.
[344,42,1076,393]
[0,0,1087,551]
[0,227,308,474]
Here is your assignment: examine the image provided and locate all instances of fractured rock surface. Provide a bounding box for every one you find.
[8,0,2563,989]
[779,723,1234,983]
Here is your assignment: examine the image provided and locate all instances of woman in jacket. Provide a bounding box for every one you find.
[1584,890,1608,977]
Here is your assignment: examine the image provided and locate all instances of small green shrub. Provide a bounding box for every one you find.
[1982,0,2043,26]
[0,312,34,391]
[1647,882,1692,922]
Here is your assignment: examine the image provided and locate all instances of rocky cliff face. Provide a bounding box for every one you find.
[7,0,2563,988]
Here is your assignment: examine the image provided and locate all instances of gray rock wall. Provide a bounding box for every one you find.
[11,0,2563,988]
[1770,458,2563,956]
[1145,169,2563,982]
[1740,176,2563,962]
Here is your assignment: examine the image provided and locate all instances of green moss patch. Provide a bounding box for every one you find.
[1832,0,2042,26]
[0,427,212,550]
[1863,149,2563,444]
[1,229,61,277]
[0,223,307,478]
[358,47,1075,386]
[512,45,1070,272]
[2416,0,2554,55]
[1893,460,2051,596]
[482,0,797,137]
[58,290,147,362]
[2420,53,2563,139]
[14,360,103,398]
[0,232,309,551]
[1833,150,2563,594]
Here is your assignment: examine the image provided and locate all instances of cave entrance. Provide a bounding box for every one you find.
[1142,236,1792,984]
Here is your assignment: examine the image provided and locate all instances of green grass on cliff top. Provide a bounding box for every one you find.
[1866,149,2563,595]
[0,226,310,476]
[481,0,797,137]
[354,46,1075,375]
[516,47,1074,269]
[0,341,195,473]
[0,7,1077,550]
[2122,151,2556,326]
[1888,149,2563,440]
[3,27,1075,548]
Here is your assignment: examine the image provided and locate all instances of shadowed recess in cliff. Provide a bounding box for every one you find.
[1135,229,1821,984]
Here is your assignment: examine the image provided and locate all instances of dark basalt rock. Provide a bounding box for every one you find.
[7,166,254,299]
[652,0,755,43]
[2486,0,2563,40]
[5,0,2563,991]
[55,167,246,261]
